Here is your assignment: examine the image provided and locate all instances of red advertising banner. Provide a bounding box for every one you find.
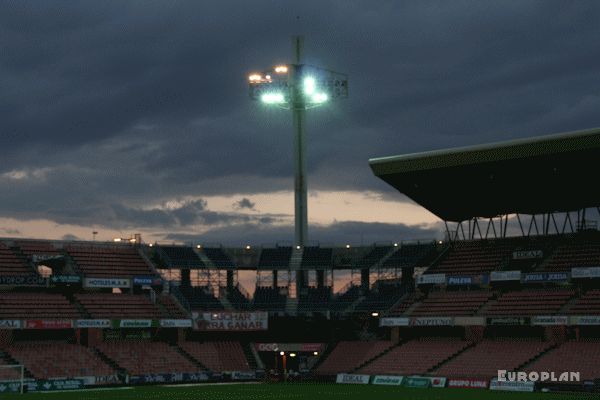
[447,378,489,389]
[25,320,73,329]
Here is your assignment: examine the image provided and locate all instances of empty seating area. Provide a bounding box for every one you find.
[331,285,361,311]
[0,243,31,275]
[225,285,251,310]
[298,286,332,312]
[315,341,394,375]
[567,289,600,314]
[359,339,469,375]
[411,290,494,316]
[0,358,22,381]
[383,243,434,268]
[158,294,189,318]
[201,247,235,268]
[76,293,166,318]
[179,286,224,310]
[301,247,333,268]
[97,341,198,375]
[66,245,156,278]
[157,245,204,268]
[427,240,514,275]
[543,241,600,271]
[257,247,292,268]
[435,339,550,378]
[0,292,80,319]
[354,281,406,312]
[180,341,250,372]
[525,340,600,380]
[485,289,574,316]
[253,286,287,311]
[8,342,115,380]
[355,246,393,268]
[15,241,61,257]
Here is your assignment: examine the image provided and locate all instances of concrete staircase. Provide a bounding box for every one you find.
[289,248,303,271]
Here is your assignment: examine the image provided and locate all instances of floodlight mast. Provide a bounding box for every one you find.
[248,35,348,250]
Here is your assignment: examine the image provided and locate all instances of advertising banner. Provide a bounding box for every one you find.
[0,275,46,286]
[429,377,447,388]
[0,320,21,329]
[194,312,268,331]
[448,378,488,388]
[403,376,431,388]
[255,343,324,352]
[571,267,600,279]
[83,278,130,288]
[118,319,152,328]
[25,320,73,329]
[335,373,370,384]
[75,375,120,385]
[489,378,534,392]
[372,375,404,385]
[453,316,486,326]
[0,381,22,393]
[129,372,209,384]
[522,272,569,283]
[446,275,473,285]
[416,274,446,285]
[132,276,162,286]
[159,319,193,328]
[25,379,84,392]
[75,319,111,329]
[50,275,81,284]
[412,317,454,326]
[490,270,521,282]
[379,317,410,327]
[531,316,568,326]
[512,250,543,260]
[231,371,256,380]
[570,316,600,325]
[487,317,530,326]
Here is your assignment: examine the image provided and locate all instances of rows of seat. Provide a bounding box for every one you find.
[315,341,394,375]
[358,339,469,375]
[427,240,514,275]
[526,340,600,380]
[543,242,600,271]
[14,241,61,257]
[435,339,550,378]
[298,286,332,312]
[410,290,494,316]
[75,293,166,319]
[0,293,81,319]
[157,245,205,268]
[567,289,600,315]
[253,286,287,311]
[257,247,292,268]
[180,341,250,372]
[0,243,31,276]
[201,248,235,268]
[66,245,155,278]
[7,342,115,380]
[485,289,574,316]
[300,247,333,268]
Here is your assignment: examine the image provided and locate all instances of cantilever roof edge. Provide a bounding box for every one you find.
[369,127,600,176]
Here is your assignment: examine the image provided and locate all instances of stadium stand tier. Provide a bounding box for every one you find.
[156,245,205,268]
[484,289,574,316]
[180,341,251,372]
[300,247,333,268]
[315,341,394,375]
[75,293,166,319]
[0,243,32,276]
[525,340,600,381]
[409,290,494,316]
[257,247,292,268]
[0,292,80,319]
[66,245,156,278]
[201,247,235,268]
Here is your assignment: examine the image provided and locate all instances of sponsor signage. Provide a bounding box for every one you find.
[195,312,268,331]
[0,275,46,286]
[75,375,120,386]
[372,375,404,385]
[571,267,600,279]
[159,319,193,328]
[0,320,21,329]
[119,319,152,328]
[0,381,22,393]
[379,317,410,327]
[255,343,324,352]
[512,250,543,260]
[336,373,370,385]
[75,319,112,329]
[25,320,73,329]
[83,278,130,288]
[129,372,210,384]
[490,270,521,282]
[132,276,162,286]
[453,316,486,326]
[570,316,600,325]
[416,273,446,285]
[412,317,454,326]
[429,377,447,388]
[522,272,569,283]
[446,275,473,285]
[25,379,84,392]
[403,376,431,388]
[531,316,568,326]
[50,275,81,284]
[231,371,256,380]
[448,378,488,389]
[32,254,63,263]
[487,317,530,326]
[490,378,534,392]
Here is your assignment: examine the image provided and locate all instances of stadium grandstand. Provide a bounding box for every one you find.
[0,128,600,395]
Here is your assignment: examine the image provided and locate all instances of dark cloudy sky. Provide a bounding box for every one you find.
[2,1,600,245]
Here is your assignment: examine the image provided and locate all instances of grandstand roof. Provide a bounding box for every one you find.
[369,127,600,222]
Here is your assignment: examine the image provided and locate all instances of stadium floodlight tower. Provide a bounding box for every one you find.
[248,36,348,247]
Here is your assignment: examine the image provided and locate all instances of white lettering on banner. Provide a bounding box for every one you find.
[571,267,600,279]
[448,378,488,388]
[372,375,403,385]
[75,320,111,328]
[490,270,521,281]
[0,320,21,329]
[571,316,600,325]
[531,316,568,326]
[416,273,446,285]
[159,319,192,328]
[379,317,410,327]
[335,373,369,384]
[119,319,152,328]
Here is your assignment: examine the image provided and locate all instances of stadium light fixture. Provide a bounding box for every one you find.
[345,244,351,249]
[313,351,319,356]
[371,312,379,317]
[196,244,202,249]
[393,243,398,247]
[290,353,297,358]
[248,36,348,248]
[113,238,121,242]
[245,245,251,250]
[280,351,285,356]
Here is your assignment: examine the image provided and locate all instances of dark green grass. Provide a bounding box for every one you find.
[3,382,600,400]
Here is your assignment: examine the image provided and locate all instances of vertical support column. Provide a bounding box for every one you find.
[226,270,234,290]
[180,269,191,288]
[361,268,370,292]
[272,270,278,288]
[316,269,325,288]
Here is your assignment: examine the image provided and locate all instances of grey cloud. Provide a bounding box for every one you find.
[234,198,256,211]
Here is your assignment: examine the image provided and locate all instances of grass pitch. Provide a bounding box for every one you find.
[3,382,600,399]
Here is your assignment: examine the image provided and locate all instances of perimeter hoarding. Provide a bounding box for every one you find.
[194,312,268,331]
[336,373,370,384]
